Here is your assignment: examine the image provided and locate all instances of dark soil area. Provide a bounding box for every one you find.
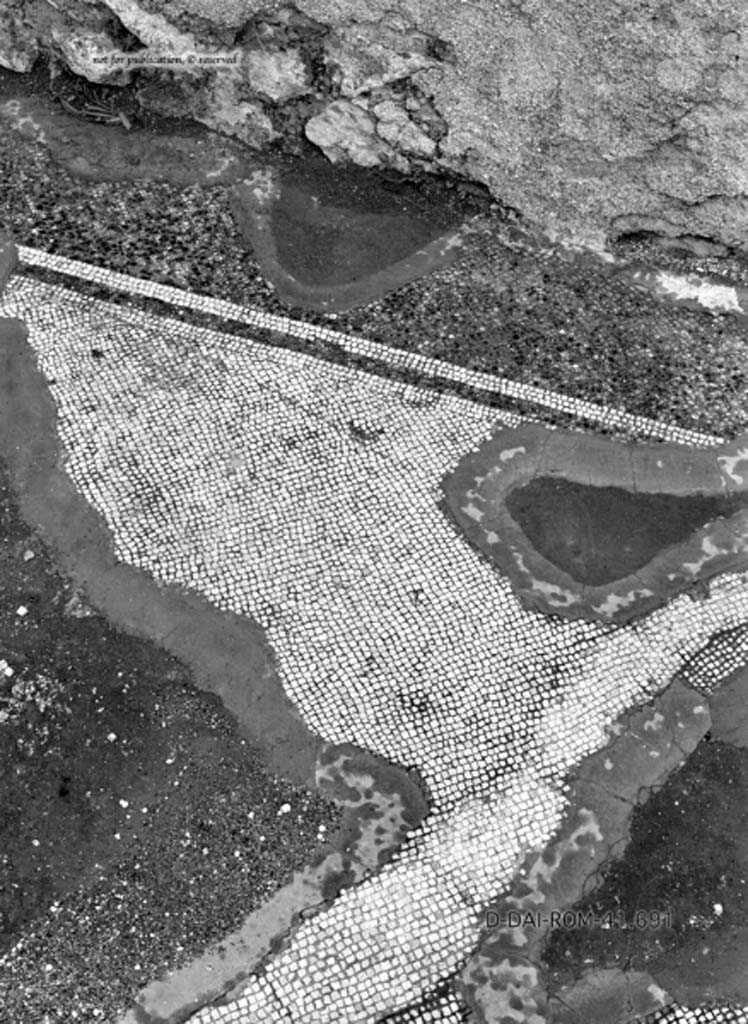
[0,456,342,1022]
[505,477,747,586]
[543,737,748,1003]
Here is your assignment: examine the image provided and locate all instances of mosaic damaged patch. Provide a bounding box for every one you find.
[2,248,748,1024]
[228,165,473,313]
[441,423,748,624]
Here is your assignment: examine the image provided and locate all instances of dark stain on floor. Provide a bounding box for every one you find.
[505,477,747,587]
[543,736,748,1005]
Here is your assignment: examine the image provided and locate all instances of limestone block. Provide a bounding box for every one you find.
[51,28,132,83]
[325,20,434,97]
[245,47,310,103]
[305,98,402,168]
[373,100,436,158]
[0,0,39,72]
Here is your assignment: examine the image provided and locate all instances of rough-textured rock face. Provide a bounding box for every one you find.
[0,0,51,72]
[3,0,748,252]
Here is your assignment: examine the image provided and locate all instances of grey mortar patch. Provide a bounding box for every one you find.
[229,167,477,312]
[547,967,670,1023]
[117,741,429,1023]
[708,662,748,748]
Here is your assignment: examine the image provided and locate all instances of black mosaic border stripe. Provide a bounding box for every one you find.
[12,261,710,447]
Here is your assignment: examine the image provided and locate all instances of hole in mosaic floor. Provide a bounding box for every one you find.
[505,477,748,587]
[270,156,469,288]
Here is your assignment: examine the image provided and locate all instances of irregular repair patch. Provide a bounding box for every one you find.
[229,168,477,312]
[464,680,709,1022]
[441,422,748,623]
[119,744,428,1024]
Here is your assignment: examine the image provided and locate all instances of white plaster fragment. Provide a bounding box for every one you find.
[592,587,653,616]
[499,446,526,462]
[460,502,483,522]
[681,533,728,575]
[643,711,665,732]
[647,981,670,1005]
[656,271,743,313]
[718,447,748,486]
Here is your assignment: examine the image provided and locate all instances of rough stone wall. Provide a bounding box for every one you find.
[3,0,748,252]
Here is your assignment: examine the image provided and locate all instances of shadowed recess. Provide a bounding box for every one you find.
[505,477,748,587]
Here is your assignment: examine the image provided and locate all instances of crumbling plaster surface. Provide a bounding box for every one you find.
[263,0,748,250]
[4,0,748,249]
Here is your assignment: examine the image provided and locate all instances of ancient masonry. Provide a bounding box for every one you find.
[1,248,748,1023]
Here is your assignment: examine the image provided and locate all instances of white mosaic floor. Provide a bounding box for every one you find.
[2,261,748,1023]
